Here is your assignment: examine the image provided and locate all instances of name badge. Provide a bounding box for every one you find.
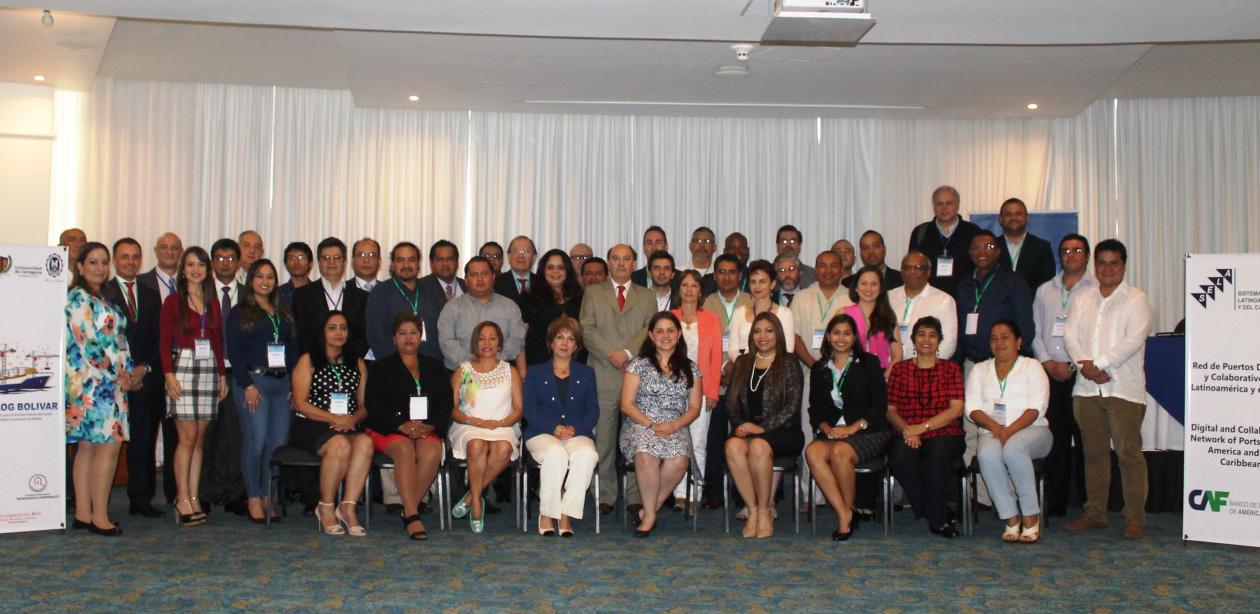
[992,402,1007,426]
[329,392,350,415]
[937,256,954,277]
[266,343,286,368]
[812,328,825,350]
[1052,316,1067,337]
[965,312,979,335]
[409,396,429,421]
[898,324,912,358]
[194,338,212,360]
[721,333,730,353]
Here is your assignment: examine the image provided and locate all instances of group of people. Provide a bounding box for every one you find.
[60,183,1157,543]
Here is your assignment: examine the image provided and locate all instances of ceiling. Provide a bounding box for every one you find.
[2,2,1259,118]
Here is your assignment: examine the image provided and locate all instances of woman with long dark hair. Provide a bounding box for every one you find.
[225,258,300,523]
[843,265,901,377]
[619,311,702,537]
[520,248,585,371]
[159,246,228,526]
[725,312,804,539]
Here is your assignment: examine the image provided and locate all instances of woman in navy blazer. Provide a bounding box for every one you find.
[523,315,600,537]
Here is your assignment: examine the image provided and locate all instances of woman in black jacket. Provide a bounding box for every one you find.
[804,313,891,541]
[364,313,452,540]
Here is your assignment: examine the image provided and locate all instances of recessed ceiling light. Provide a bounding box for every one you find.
[33,75,45,82]
[1026,103,1039,110]
[408,95,420,102]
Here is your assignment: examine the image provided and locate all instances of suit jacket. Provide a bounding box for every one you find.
[842,266,904,292]
[699,273,718,298]
[102,277,164,379]
[630,267,682,292]
[579,280,656,395]
[494,271,543,310]
[522,361,601,440]
[291,280,369,360]
[417,273,467,362]
[808,351,890,435]
[999,233,1056,294]
[908,218,983,295]
[363,352,453,438]
[772,287,801,308]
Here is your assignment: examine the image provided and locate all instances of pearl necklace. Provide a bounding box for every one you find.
[749,353,774,391]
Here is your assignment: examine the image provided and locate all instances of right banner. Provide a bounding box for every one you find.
[1183,253,1260,547]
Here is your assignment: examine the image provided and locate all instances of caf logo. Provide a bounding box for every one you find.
[0,255,11,275]
[46,253,64,279]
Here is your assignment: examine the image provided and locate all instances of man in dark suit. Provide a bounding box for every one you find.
[771,252,802,307]
[417,239,467,365]
[493,235,541,311]
[843,229,904,291]
[203,237,250,514]
[136,231,183,503]
[101,238,167,518]
[997,197,1057,293]
[631,226,683,290]
[291,237,369,360]
[908,185,983,295]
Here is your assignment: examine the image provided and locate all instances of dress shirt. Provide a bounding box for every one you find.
[440,279,463,300]
[154,269,178,303]
[907,217,983,294]
[321,278,348,311]
[655,291,672,312]
[213,277,240,367]
[354,276,378,292]
[965,355,1049,427]
[436,293,527,370]
[790,285,853,363]
[365,277,423,361]
[1031,273,1096,364]
[888,284,958,360]
[1064,281,1153,404]
[703,290,751,336]
[952,268,1035,362]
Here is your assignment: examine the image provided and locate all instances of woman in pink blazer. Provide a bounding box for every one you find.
[670,269,723,511]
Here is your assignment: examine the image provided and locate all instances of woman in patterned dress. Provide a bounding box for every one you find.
[447,321,523,534]
[619,311,702,538]
[65,242,133,536]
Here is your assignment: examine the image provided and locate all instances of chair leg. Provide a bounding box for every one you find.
[521,466,529,534]
[364,472,371,532]
[690,468,698,533]
[594,471,601,535]
[722,473,730,534]
[793,470,801,535]
[882,471,891,538]
[809,475,816,535]
[962,474,974,536]
[887,473,896,537]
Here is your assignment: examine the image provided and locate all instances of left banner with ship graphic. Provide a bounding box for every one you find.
[0,245,67,533]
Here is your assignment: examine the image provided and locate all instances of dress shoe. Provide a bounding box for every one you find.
[1065,516,1108,531]
[598,503,614,516]
[129,504,167,518]
[626,503,644,524]
[88,522,123,537]
[1123,521,1147,539]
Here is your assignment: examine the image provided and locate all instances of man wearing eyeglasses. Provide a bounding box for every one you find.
[478,241,505,275]
[687,227,719,296]
[909,185,984,295]
[278,242,313,308]
[953,230,1036,503]
[888,251,958,361]
[493,235,542,311]
[997,198,1056,293]
[771,252,802,307]
[204,237,248,516]
[350,238,382,292]
[293,237,370,360]
[844,229,903,291]
[1030,234,1095,517]
[775,224,815,289]
[569,243,594,272]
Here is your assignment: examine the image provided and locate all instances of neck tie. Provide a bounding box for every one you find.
[445,284,454,301]
[517,277,527,293]
[124,281,138,320]
[617,284,626,311]
[221,286,232,319]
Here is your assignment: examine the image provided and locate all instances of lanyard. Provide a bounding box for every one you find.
[972,271,996,313]
[901,294,917,321]
[1008,240,1023,270]
[718,293,738,327]
[393,278,420,314]
[330,363,346,392]
[162,274,175,295]
[266,312,281,342]
[936,222,955,255]
[198,309,207,337]
[816,291,837,321]
[832,356,853,399]
[412,375,422,395]
[1060,278,1075,311]
[997,364,1011,399]
[323,282,345,310]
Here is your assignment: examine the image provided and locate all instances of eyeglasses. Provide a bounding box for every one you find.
[691,238,715,245]
[286,254,310,262]
[1060,247,1086,256]
[212,256,237,263]
[903,264,930,272]
[319,254,345,263]
[777,238,800,246]
[354,251,379,259]
[571,254,591,262]
[511,250,534,257]
[970,243,998,252]
[776,266,799,274]
[481,253,503,261]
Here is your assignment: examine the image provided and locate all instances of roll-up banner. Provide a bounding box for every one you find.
[0,245,67,533]
[1183,254,1260,547]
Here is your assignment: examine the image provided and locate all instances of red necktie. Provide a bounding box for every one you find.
[125,281,137,320]
[446,284,454,300]
[617,285,626,311]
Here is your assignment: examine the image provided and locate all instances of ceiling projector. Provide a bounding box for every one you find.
[761,0,876,46]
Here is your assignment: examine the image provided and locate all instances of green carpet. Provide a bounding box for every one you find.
[2,491,1254,612]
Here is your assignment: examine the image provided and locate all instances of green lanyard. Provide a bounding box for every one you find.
[832,356,853,399]
[330,363,346,392]
[718,293,738,328]
[412,375,422,396]
[1008,241,1023,269]
[816,291,837,321]
[1060,278,1074,311]
[393,278,420,314]
[997,367,1010,399]
[265,312,281,343]
[901,294,917,321]
[972,271,996,313]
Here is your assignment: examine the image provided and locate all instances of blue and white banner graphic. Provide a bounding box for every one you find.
[0,245,67,533]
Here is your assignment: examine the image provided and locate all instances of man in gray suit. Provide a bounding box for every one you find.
[580,244,656,515]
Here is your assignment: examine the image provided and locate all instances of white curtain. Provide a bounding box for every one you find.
[73,78,1260,329]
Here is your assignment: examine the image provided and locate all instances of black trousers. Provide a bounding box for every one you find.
[125,376,164,506]
[1044,373,1086,515]
[162,413,178,504]
[888,433,963,529]
[702,391,730,500]
[200,382,245,506]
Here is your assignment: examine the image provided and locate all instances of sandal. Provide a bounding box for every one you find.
[336,501,367,537]
[1002,521,1022,543]
[402,514,428,541]
[316,501,345,536]
[1020,520,1041,544]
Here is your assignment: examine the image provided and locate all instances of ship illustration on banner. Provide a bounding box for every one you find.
[0,346,56,394]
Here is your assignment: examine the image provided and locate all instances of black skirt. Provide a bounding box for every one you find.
[812,430,892,463]
[288,414,364,455]
[748,426,806,459]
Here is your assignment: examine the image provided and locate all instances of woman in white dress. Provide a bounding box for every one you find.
[727,259,795,364]
[447,321,524,533]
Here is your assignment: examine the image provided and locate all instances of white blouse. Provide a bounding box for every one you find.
[727,304,795,363]
[964,355,1049,427]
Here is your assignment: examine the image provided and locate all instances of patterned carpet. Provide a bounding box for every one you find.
[2,490,1254,612]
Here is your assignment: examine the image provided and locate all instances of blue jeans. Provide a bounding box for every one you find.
[233,375,292,499]
[977,425,1052,520]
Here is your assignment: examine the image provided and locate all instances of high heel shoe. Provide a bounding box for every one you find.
[88,521,122,537]
[402,514,428,541]
[537,515,557,537]
[335,501,367,537]
[174,498,204,527]
[189,496,208,522]
[315,501,345,536]
[833,512,859,541]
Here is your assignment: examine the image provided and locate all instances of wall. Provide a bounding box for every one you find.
[0,82,53,246]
